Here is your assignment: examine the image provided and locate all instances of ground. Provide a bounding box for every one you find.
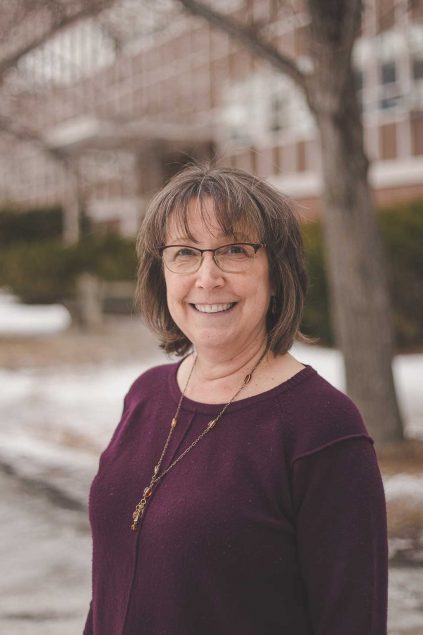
[1,315,422,634]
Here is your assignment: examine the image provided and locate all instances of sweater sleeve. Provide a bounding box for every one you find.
[292,436,388,635]
[83,390,130,635]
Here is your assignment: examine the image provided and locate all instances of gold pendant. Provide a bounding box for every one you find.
[131,502,145,531]
[131,486,153,531]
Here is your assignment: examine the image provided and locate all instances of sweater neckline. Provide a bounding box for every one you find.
[168,357,317,415]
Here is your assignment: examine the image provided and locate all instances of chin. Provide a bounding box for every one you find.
[189,328,235,350]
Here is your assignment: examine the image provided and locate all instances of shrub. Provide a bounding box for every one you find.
[0,200,421,350]
[379,200,423,350]
[0,206,63,245]
[300,199,423,351]
[0,234,137,304]
[301,220,333,346]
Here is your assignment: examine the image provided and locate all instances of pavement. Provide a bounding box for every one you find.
[0,470,91,635]
[1,461,422,635]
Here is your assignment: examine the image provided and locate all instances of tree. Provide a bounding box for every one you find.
[0,0,119,242]
[0,0,118,84]
[0,0,405,442]
[175,0,404,443]
[0,0,176,243]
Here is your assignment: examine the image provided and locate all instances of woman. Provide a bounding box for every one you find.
[84,165,388,635]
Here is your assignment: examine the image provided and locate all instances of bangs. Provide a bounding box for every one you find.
[148,175,266,249]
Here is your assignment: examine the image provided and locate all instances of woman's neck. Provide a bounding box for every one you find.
[179,345,304,405]
[190,339,269,386]
[178,341,270,403]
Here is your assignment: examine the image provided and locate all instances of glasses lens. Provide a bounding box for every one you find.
[215,244,256,272]
[163,246,201,273]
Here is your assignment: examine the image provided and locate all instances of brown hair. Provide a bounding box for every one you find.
[135,163,310,356]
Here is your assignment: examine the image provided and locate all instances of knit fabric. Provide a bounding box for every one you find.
[84,362,388,635]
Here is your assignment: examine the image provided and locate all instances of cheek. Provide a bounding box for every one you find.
[164,273,190,305]
[250,266,272,299]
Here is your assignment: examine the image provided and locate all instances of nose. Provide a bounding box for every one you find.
[195,252,224,289]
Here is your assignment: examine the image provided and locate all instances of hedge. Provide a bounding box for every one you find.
[0,205,63,246]
[0,234,137,304]
[301,199,423,351]
[0,200,421,351]
[378,199,423,350]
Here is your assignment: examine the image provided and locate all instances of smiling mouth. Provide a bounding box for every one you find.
[191,302,237,314]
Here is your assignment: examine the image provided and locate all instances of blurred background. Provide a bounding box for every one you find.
[0,1,422,633]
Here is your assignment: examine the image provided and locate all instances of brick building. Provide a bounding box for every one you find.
[0,0,422,237]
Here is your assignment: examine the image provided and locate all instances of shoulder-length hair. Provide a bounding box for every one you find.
[135,163,310,356]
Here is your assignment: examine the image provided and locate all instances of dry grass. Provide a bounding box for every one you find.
[0,316,161,369]
[388,500,423,541]
[376,441,423,559]
[377,439,423,476]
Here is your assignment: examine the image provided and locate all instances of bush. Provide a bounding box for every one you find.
[0,234,137,304]
[301,220,332,346]
[0,200,421,351]
[0,240,70,304]
[300,199,423,351]
[0,206,63,245]
[379,200,423,350]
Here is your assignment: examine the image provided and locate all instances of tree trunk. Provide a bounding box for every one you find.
[308,1,404,443]
[63,168,81,245]
[173,0,405,443]
[317,112,403,442]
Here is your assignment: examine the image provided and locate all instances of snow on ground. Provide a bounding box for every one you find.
[0,341,421,514]
[0,297,422,634]
[384,473,423,502]
[0,337,421,470]
[0,341,421,451]
[0,292,71,335]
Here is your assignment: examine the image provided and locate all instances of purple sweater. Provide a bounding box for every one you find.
[84,362,388,635]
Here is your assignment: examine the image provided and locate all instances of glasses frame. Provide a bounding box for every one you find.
[158,242,266,274]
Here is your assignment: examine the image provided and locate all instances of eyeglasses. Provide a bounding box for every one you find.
[159,242,265,274]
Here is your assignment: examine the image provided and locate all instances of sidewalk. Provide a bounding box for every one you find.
[1,468,422,635]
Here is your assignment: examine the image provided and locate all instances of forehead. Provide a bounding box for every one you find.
[165,196,260,242]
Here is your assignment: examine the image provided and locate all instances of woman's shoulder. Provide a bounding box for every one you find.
[98,361,180,455]
[280,366,374,465]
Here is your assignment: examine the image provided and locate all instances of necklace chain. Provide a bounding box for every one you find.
[131,345,269,531]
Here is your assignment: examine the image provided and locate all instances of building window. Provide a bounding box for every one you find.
[267,79,314,137]
[412,57,423,81]
[378,60,402,111]
[381,61,396,85]
[409,24,423,109]
[269,94,289,132]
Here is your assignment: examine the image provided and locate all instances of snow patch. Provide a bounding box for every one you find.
[0,292,71,335]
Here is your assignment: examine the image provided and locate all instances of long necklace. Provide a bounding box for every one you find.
[131,345,269,531]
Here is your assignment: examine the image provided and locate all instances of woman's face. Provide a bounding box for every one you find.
[163,197,273,358]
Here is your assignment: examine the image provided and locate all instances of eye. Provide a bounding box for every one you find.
[221,244,249,256]
[174,247,198,258]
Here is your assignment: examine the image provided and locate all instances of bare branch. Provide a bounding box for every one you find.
[176,0,310,97]
[0,113,68,167]
[0,0,117,85]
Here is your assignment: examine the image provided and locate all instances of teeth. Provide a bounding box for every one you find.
[194,303,234,313]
